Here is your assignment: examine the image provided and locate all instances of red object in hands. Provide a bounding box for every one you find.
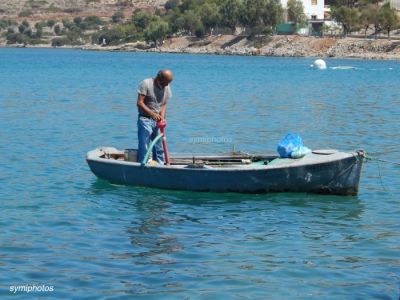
[156,120,170,165]
[156,120,166,130]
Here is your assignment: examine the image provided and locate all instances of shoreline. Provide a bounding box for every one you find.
[1,35,400,60]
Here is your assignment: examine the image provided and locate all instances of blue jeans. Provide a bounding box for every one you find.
[137,116,165,164]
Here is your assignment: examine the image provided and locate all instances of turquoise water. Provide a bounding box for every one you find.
[0,48,399,299]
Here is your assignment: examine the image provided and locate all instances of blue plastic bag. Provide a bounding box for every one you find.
[277,133,311,158]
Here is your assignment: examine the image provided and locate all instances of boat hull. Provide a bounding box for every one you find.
[86,148,364,195]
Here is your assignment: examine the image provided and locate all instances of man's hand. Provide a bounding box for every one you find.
[151,112,162,121]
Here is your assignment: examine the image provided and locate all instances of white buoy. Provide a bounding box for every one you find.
[311,59,327,70]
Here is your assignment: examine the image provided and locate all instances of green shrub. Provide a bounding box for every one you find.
[84,16,103,26]
[92,23,140,45]
[95,28,124,45]
[62,19,75,30]
[112,11,124,23]
[29,38,47,45]
[132,11,153,30]
[35,21,46,30]
[46,4,60,13]
[165,0,179,10]
[18,10,33,17]
[27,0,49,9]
[73,16,82,25]
[66,29,83,43]
[47,19,56,28]
[24,29,33,38]
[63,8,82,14]
[54,24,61,35]
[51,37,70,46]
[18,24,27,34]
[195,24,205,38]
[0,19,16,29]
[6,32,29,44]
[33,27,43,38]
[144,18,169,46]
[78,22,88,31]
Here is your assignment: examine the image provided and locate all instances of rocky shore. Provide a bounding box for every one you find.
[3,35,400,59]
[91,35,400,60]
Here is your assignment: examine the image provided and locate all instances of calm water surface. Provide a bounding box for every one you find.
[0,49,399,299]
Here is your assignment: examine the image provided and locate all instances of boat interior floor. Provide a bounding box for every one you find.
[100,152,278,168]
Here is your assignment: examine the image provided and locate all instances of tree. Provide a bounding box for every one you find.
[219,0,242,32]
[179,0,200,12]
[18,24,27,34]
[176,10,203,35]
[0,19,16,30]
[165,0,180,10]
[328,0,357,7]
[24,28,32,38]
[378,3,398,38]
[357,0,380,8]
[35,22,46,30]
[112,11,124,23]
[93,23,139,45]
[241,0,283,37]
[263,0,284,31]
[47,19,56,28]
[84,16,103,29]
[51,37,70,47]
[287,0,307,30]
[18,10,32,17]
[6,32,29,45]
[54,24,61,35]
[198,2,220,34]
[132,11,153,30]
[163,8,182,33]
[22,20,30,28]
[359,5,376,37]
[74,16,82,25]
[144,17,169,47]
[34,27,43,39]
[331,6,359,36]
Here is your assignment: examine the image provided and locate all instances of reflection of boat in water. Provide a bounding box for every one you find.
[86,147,365,195]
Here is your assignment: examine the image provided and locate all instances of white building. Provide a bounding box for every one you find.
[389,0,400,9]
[280,0,325,21]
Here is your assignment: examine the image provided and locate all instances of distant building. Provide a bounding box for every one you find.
[280,0,325,35]
[389,0,400,9]
[280,0,325,21]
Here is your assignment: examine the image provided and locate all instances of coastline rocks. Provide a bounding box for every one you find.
[4,34,400,60]
[138,36,400,59]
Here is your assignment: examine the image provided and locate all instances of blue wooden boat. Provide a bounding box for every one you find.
[86,147,365,195]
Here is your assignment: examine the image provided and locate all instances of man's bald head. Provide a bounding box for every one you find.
[156,69,173,86]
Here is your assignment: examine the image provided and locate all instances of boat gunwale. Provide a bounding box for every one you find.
[86,149,361,172]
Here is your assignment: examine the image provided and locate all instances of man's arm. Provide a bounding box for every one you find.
[160,86,171,121]
[137,93,162,121]
[160,102,167,121]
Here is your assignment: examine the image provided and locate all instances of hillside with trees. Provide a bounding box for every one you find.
[0,0,399,56]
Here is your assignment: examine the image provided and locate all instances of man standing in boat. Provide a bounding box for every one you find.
[137,70,173,164]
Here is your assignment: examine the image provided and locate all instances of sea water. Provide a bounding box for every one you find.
[0,48,399,299]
